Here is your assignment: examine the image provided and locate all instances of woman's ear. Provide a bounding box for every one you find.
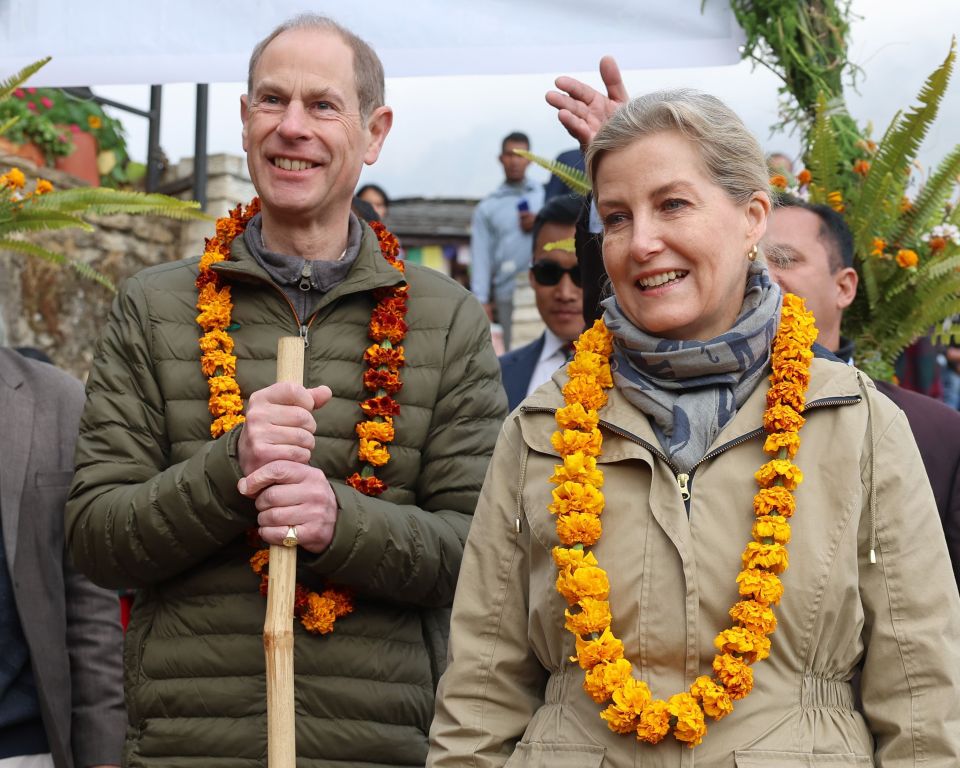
[745,191,772,249]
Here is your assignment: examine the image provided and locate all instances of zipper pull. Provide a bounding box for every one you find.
[299,262,312,291]
[299,324,310,348]
[677,473,690,501]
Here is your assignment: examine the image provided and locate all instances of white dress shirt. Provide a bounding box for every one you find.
[527,328,573,397]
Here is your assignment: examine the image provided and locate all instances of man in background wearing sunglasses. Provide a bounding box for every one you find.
[499,194,585,411]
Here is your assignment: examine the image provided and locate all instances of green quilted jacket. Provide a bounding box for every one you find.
[66,222,507,767]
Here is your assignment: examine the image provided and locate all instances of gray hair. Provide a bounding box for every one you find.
[586,89,769,208]
[247,13,385,123]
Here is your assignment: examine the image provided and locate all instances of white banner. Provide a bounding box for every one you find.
[0,0,743,86]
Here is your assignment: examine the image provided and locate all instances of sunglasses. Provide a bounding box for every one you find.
[531,260,582,287]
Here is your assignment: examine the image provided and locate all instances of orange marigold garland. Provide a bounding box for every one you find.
[196,201,408,634]
[553,294,817,748]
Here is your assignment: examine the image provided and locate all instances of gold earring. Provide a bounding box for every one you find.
[748,244,759,262]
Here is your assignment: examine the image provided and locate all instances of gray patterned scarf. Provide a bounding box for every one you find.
[601,262,781,473]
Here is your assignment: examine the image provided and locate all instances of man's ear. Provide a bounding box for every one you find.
[835,266,859,310]
[363,106,394,166]
[240,95,250,152]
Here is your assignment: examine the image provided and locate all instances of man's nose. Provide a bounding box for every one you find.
[276,101,310,140]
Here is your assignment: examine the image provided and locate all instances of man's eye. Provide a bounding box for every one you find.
[260,95,282,107]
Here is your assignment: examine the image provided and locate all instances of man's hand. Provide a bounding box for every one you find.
[519,210,536,233]
[545,56,629,149]
[239,460,338,553]
[237,382,332,477]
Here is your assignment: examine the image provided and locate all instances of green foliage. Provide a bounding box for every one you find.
[513,149,591,196]
[0,96,73,162]
[795,41,960,379]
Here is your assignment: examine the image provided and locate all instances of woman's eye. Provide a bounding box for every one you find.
[662,198,687,211]
[602,213,628,228]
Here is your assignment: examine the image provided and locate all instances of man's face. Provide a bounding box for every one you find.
[241,28,391,224]
[530,220,584,342]
[500,140,531,183]
[764,207,857,351]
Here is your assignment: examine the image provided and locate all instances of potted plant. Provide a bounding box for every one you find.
[0,92,72,166]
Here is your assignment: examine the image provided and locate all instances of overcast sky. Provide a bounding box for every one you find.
[97,1,959,201]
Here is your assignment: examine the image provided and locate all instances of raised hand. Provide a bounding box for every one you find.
[545,56,630,149]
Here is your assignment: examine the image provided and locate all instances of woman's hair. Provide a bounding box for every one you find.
[357,183,390,207]
[585,89,768,207]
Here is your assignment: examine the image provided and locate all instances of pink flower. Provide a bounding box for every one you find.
[40,96,53,109]
[12,88,24,99]
[26,87,37,94]
[26,102,37,112]
[69,123,81,134]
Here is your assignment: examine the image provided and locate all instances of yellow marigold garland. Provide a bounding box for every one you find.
[195,200,407,635]
[552,294,817,748]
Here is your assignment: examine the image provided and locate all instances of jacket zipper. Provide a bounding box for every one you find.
[521,394,862,514]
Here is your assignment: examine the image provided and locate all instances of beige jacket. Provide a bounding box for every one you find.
[428,357,960,768]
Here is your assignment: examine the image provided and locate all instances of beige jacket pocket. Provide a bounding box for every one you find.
[505,741,605,768]
[735,750,872,766]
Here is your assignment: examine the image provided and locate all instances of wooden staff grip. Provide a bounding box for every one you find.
[264,336,304,767]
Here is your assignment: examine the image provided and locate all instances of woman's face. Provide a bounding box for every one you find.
[595,131,768,341]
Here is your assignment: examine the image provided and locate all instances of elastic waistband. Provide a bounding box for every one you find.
[801,676,854,709]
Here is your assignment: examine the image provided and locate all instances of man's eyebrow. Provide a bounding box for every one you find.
[766,243,802,262]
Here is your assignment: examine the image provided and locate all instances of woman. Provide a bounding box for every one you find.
[427,89,960,767]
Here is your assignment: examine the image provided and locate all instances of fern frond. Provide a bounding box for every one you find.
[805,97,841,205]
[0,238,115,291]
[513,149,590,196]
[0,58,51,102]
[0,116,20,137]
[28,188,210,220]
[893,145,960,242]
[0,209,92,235]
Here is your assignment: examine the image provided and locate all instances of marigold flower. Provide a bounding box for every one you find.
[690,675,734,720]
[736,568,784,604]
[583,657,632,703]
[358,438,390,467]
[742,541,790,573]
[208,374,241,396]
[763,403,805,433]
[556,402,600,431]
[199,329,234,354]
[346,473,387,496]
[871,237,887,257]
[211,413,245,437]
[752,516,792,545]
[363,368,403,394]
[827,191,844,212]
[87,114,102,130]
[575,627,624,669]
[551,428,603,457]
[552,546,598,571]
[550,452,605,488]
[301,593,337,634]
[568,351,613,387]
[549,481,605,518]
[576,320,614,356]
[928,236,948,253]
[0,168,26,189]
[201,349,237,377]
[712,653,754,700]
[899,195,913,213]
[714,626,771,663]
[763,431,800,458]
[364,343,405,369]
[755,459,804,490]
[769,174,789,190]
[34,178,53,195]
[766,381,805,412]
[895,248,919,269]
[796,169,812,186]
[636,699,672,744]
[360,395,401,417]
[770,359,811,388]
[369,308,407,343]
[668,692,707,747]
[562,376,609,411]
[852,159,870,176]
[556,563,609,604]
[600,677,651,733]
[356,417,395,443]
[209,393,243,417]
[753,486,796,518]
[729,600,778,635]
[565,597,613,636]
[249,548,270,574]
[320,587,354,617]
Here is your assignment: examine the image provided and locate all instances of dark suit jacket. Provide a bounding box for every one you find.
[498,334,545,412]
[0,350,125,768]
[876,380,960,593]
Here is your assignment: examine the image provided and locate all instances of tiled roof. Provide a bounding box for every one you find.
[386,197,478,240]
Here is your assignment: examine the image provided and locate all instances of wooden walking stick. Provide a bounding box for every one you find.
[264,336,304,767]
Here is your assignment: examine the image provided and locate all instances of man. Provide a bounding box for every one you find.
[765,197,960,591]
[499,194,584,411]
[0,347,124,768]
[469,131,544,350]
[66,13,505,767]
